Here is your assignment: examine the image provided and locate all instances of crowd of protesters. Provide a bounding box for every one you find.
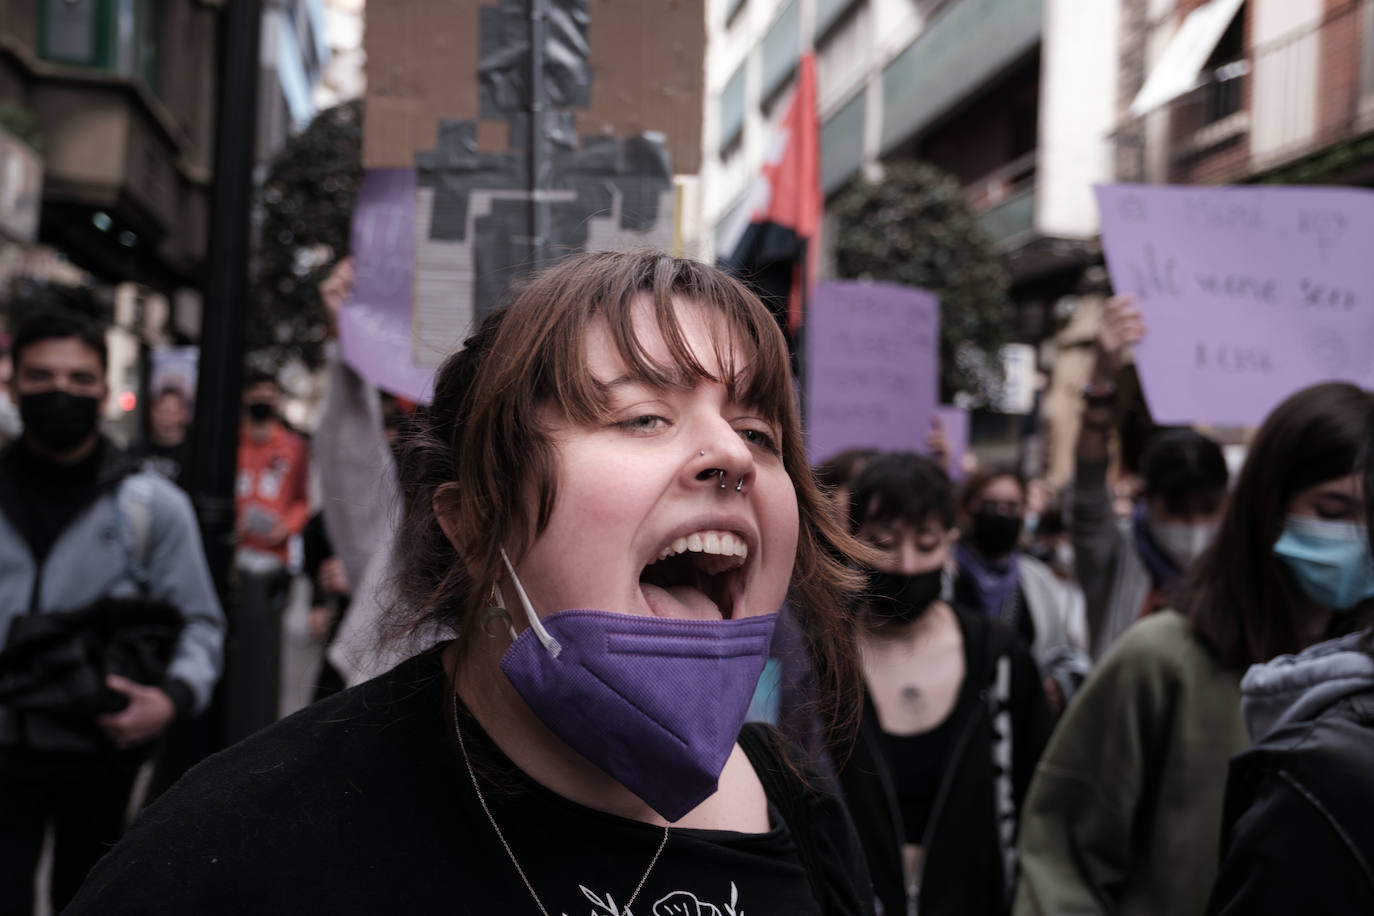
[0,257,1371,914]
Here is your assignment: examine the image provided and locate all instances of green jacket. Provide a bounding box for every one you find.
[1013,611,1248,916]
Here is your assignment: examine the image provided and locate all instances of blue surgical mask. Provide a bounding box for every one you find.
[1273,515,1374,612]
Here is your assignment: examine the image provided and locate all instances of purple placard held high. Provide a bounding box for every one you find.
[806,280,940,464]
[339,168,438,403]
[1096,183,1374,427]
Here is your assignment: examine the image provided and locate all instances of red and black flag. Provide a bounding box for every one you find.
[718,52,821,354]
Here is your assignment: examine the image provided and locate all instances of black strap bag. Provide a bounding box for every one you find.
[0,597,183,724]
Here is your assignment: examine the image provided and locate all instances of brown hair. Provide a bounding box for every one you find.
[958,465,1026,516]
[391,250,866,744]
[1183,382,1374,669]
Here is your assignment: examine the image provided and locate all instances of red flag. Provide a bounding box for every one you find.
[719,52,822,338]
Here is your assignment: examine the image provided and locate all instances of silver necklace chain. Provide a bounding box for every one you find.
[453,696,670,916]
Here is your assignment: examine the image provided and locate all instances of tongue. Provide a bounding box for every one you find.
[641,583,722,620]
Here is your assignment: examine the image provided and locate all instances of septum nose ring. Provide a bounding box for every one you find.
[703,452,743,493]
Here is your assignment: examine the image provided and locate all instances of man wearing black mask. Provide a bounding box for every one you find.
[0,306,224,914]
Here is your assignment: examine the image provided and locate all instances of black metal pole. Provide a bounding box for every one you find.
[192,0,261,594]
[527,0,548,270]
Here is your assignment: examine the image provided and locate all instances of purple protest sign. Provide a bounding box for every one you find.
[933,405,969,481]
[1096,183,1374,427]
[338,169,438,403]
[806,281,940,464]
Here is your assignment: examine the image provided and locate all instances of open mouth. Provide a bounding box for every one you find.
[639,530,749,620]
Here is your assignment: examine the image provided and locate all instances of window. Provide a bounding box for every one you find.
[39,0,163,94]
[1199,6,1247,125]
[718,62,747,153]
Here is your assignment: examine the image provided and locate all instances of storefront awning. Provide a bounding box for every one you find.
[1128,0,1245,118]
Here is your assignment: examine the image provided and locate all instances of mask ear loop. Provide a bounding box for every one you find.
[499,546,563,658]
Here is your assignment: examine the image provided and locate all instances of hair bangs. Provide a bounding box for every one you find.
[540,253,796,436]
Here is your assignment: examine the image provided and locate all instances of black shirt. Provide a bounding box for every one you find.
[0,439,108,564]
[134,439,191,491]
[66,648,872,914]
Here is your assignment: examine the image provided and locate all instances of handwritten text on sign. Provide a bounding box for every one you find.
[1096,183,1374,427]
[806,281,939,463]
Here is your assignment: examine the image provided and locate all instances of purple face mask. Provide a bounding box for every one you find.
[496,550,778,823]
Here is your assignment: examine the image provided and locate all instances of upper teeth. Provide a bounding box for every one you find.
[658,530,749,562]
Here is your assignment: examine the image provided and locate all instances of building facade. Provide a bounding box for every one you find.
[258,0,329,162]
[700,0,1120,472]
[0,0,219,292]
[1122,0,1374,189]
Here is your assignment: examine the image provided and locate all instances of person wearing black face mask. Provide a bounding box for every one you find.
[0,305,224,915]
[814,452,1052,916]
[230,369,309,744]
[953,469,1090,714]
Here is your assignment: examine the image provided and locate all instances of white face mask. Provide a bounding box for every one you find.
[1150,520,1217,569]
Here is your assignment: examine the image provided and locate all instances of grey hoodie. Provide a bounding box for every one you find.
[1208,631,1374,914]
[1240,629,1374,741]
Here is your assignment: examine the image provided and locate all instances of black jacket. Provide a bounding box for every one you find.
[1207,632,1374,915]
[838,609,1052,916]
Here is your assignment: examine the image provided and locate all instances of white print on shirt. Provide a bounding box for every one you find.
[256,458,287,501]
[568,881,746,916]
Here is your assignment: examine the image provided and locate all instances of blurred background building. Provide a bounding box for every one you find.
[698,0,1374,482]
[5,0,1374,473]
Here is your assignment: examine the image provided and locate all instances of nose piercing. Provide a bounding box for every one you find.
[718,469,727,489]
[736,477,744,493]
[700,450,706,457]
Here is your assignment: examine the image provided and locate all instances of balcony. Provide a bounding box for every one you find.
[969,151,1036,248]
[976,187,1036,248]
[1163,0,1374,185]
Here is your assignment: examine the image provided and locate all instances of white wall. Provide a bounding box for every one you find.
[1250,0,1323,161]
[1036,0,1119,238]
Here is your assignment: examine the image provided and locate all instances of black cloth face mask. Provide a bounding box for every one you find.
[969,512,1024,558]
[246,401,275,422]
[867,568,944,624]
[19,390,101,452]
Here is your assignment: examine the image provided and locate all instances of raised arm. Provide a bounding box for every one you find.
[1072,297,1144,651]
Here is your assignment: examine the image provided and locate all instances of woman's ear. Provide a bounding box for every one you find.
[434,483,485,580]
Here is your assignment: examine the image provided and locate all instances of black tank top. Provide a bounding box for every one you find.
[875,708,961,845]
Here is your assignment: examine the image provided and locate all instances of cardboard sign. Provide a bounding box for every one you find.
[363,0,703,173]
[1096,183,1374,427]
[806,281,940,464]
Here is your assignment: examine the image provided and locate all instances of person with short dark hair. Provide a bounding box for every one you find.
[0,306,223,914]
[1014,381,1374,916]
[134,385,193,489]
[66,251,877,914]
[834,451,1052,916]
[1073,297,1231,659]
